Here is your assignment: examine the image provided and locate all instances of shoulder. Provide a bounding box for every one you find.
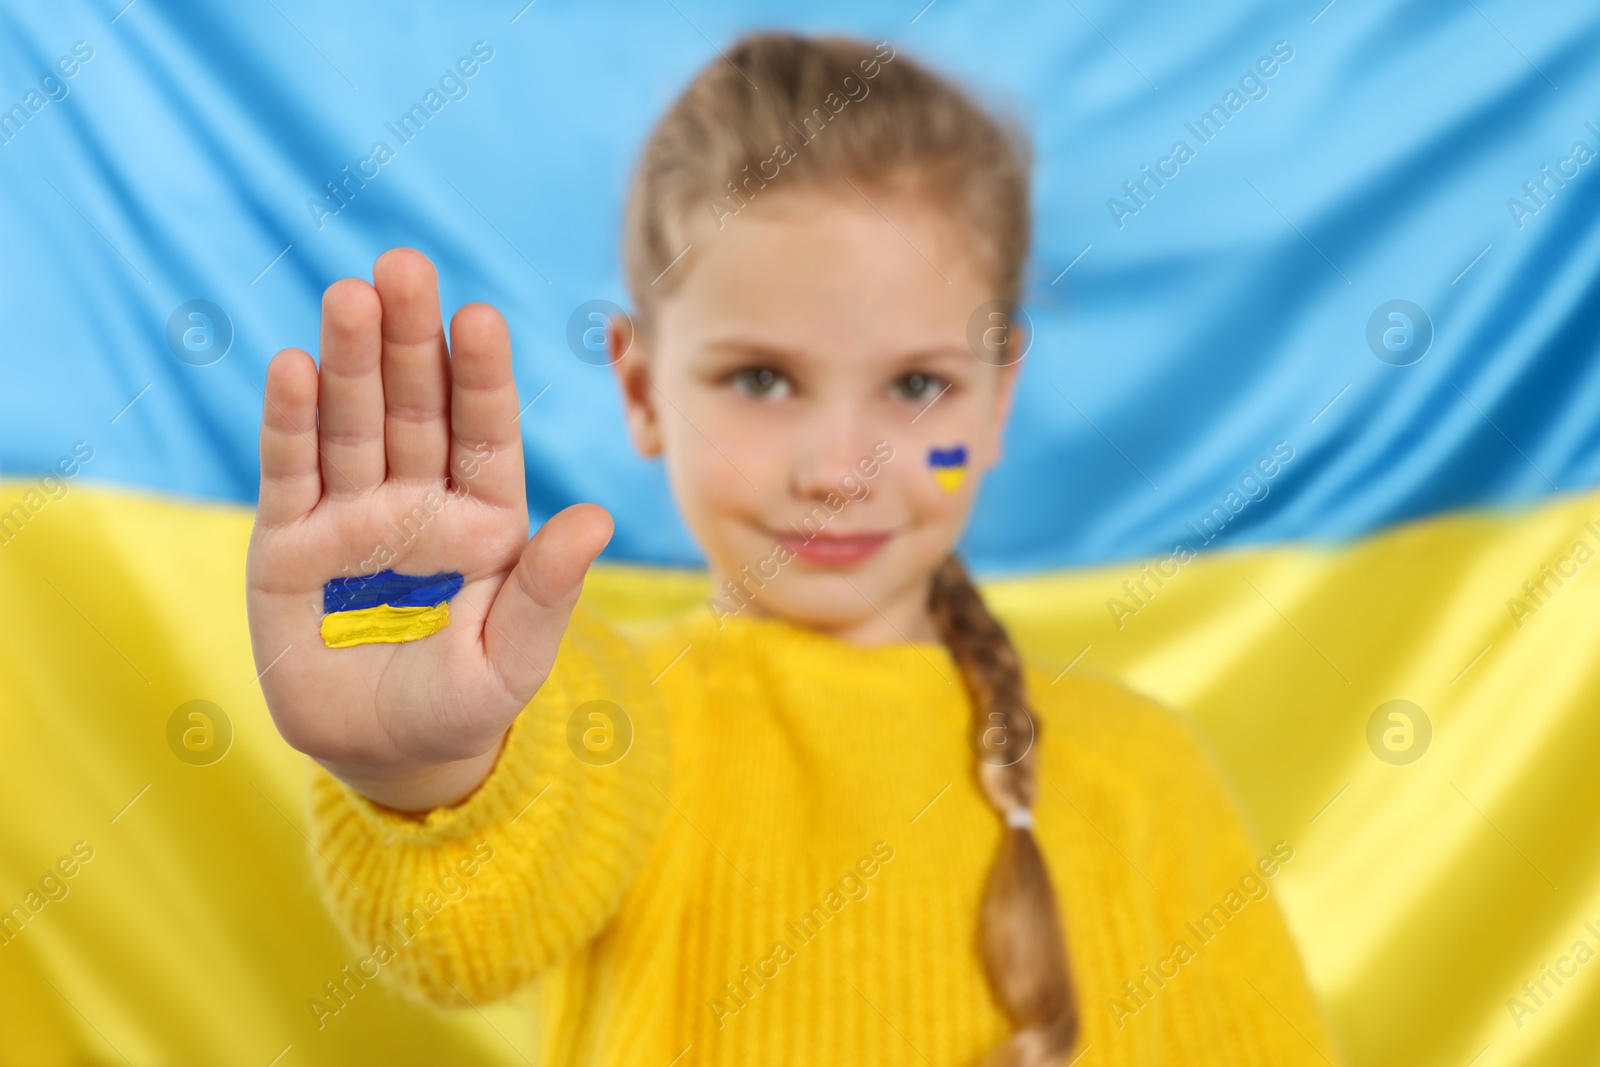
[1021,660,1280,902]
[1022,661,1215,777]
[1019,659,1252,840]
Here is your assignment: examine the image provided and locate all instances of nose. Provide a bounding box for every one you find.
[789,397,874,502]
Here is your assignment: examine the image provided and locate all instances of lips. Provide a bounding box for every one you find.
[773,529,892,566]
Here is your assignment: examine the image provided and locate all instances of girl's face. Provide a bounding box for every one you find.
[613,185,1022,646]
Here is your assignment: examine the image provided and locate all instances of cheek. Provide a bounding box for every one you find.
[902,416,989,512]
[663,429,743,517]
[918,465,974,526]
[867,439,971,545]
[658,413,772,556]
[871,453,971,581]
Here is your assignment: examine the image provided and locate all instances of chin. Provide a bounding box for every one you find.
[756,593,873,632]
[761,569,893,622]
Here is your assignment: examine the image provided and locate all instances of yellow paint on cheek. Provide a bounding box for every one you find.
[319,603,451,649]
[928,445,969,494]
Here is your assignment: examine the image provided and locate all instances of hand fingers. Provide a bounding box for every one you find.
[484,503,614,702]
[257,348,322,525]
[446,302,527,509]
[373,248,450,482]
[317,279,387,496]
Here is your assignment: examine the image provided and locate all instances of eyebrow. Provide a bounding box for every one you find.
[700,339,803,366]
[699,339,972,371]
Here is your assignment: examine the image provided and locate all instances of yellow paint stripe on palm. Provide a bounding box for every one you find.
[319,603,451,649]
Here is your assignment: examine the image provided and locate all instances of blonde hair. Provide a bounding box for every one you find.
[620,30,1077,1065]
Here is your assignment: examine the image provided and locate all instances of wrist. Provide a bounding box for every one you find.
[320,731,510,813]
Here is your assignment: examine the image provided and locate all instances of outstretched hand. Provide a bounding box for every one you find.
[245,248,613,810]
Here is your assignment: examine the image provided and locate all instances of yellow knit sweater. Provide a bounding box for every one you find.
[307,601,1341,1066]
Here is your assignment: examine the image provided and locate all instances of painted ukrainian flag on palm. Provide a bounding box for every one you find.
[318,570,464,648]
[1,3,1596,1065]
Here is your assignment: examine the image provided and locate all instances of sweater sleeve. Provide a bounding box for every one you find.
[303,600,671,1009]
[1135,702,1343,1066]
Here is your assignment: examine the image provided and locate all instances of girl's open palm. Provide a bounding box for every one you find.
[245,248,613,810]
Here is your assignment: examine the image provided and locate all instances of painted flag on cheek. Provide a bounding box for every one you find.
[319,570,465,649]
[928,445,968,494]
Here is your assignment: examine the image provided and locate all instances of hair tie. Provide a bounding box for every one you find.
[1004,807,1034,830]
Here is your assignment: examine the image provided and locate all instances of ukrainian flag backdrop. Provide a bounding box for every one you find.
[3,2,1598,1064]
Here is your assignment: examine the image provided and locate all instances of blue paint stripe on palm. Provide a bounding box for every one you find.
[323,570,465,613]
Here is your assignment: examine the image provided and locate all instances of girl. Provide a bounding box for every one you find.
[247,30,1338,1067]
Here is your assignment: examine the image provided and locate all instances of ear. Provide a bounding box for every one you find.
[610,312,664,458]
[987,320,1026,467]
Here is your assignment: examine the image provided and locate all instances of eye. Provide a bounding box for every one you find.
[891,371,949,402]
[729,366,791,399]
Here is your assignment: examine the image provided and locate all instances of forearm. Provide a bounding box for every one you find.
[303,601,671,1006]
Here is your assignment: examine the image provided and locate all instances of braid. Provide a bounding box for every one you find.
[930,555,1079,1066]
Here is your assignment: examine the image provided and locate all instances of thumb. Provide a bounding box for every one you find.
[484,502,614,703]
